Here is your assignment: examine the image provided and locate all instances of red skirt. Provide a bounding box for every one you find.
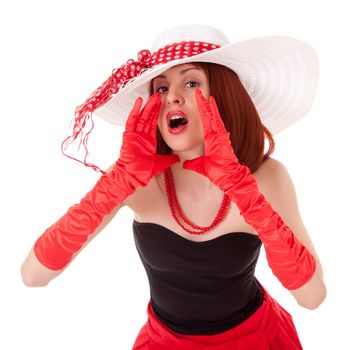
[132,279,303,350]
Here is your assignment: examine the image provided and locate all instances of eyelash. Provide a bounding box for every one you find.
[155,81,200,93]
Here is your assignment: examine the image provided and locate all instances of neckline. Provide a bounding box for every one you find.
[133,219,260,244]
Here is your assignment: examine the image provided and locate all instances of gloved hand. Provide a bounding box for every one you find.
[183,89,316,290]
[34,93,180,270]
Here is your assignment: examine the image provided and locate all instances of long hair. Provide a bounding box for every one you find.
[151,62,275,174]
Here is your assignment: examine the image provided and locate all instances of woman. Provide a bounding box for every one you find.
[21,25,326,349]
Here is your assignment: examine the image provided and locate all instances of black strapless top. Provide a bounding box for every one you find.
[132,220,264,335]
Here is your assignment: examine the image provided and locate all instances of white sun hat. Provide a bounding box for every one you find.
[63,24,319,172]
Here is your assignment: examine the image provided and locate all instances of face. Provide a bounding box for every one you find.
[151,63,210,156]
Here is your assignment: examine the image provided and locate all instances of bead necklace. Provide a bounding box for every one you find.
[163,167,231,234]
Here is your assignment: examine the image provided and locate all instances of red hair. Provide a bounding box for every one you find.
[152,62,275,174]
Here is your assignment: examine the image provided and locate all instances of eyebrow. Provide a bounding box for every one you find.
[153,67,201,80]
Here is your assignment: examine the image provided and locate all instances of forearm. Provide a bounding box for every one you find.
[22,202,123,286]
[226,168,317,290]
[289,264,326,309]
[249,198,317,290]
[33,165,136,271]
[21,247,64,287]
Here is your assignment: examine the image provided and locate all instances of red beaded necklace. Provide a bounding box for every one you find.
[163,167,231,235]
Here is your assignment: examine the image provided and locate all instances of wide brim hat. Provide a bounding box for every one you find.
[63,25,319,172]
[96,25,319,133]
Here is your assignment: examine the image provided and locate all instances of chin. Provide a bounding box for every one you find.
[167,141,205,157]
[159,125,204,151]
[167,141,193,152]
[164,133,198,146]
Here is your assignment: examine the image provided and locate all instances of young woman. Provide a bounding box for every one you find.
[21,25,326,349]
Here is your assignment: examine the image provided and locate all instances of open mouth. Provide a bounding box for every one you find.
[169,115,189,129]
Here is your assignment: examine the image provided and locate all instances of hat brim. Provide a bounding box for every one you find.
[94,35,319,135]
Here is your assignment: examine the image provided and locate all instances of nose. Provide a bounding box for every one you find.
[165,86,185,106]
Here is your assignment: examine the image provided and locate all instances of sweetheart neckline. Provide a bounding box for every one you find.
[133,220,260,244]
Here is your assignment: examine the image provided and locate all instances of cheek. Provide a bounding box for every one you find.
[200,86,210,100]
[190,88,210,109]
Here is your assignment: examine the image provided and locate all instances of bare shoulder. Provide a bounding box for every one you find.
[255,156,316,253]
[253,157,290,196]
[254,156,286,176]
[253,156,302,223]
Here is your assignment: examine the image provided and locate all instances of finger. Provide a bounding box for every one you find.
[207,96,218,133]
[125,97,143,132]
[136,94,159,133]
[195,89,213,135]
[146,94,161,135]
[147,93,161,136]
[210,96,227,133]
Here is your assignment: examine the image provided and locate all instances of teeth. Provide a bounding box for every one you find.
[170,115,185,120]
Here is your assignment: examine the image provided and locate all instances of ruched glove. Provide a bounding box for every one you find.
[34,94,180,270]
[183,89,316,290]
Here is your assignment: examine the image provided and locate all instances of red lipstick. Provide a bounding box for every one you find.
[166,111,189,134]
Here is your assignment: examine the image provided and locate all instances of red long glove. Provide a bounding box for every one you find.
[34,94,180,270]
[183,89,316,290]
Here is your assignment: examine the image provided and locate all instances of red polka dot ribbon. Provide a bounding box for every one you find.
[61,41,220,174]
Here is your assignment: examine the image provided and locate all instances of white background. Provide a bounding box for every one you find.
[1,0,362,349]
